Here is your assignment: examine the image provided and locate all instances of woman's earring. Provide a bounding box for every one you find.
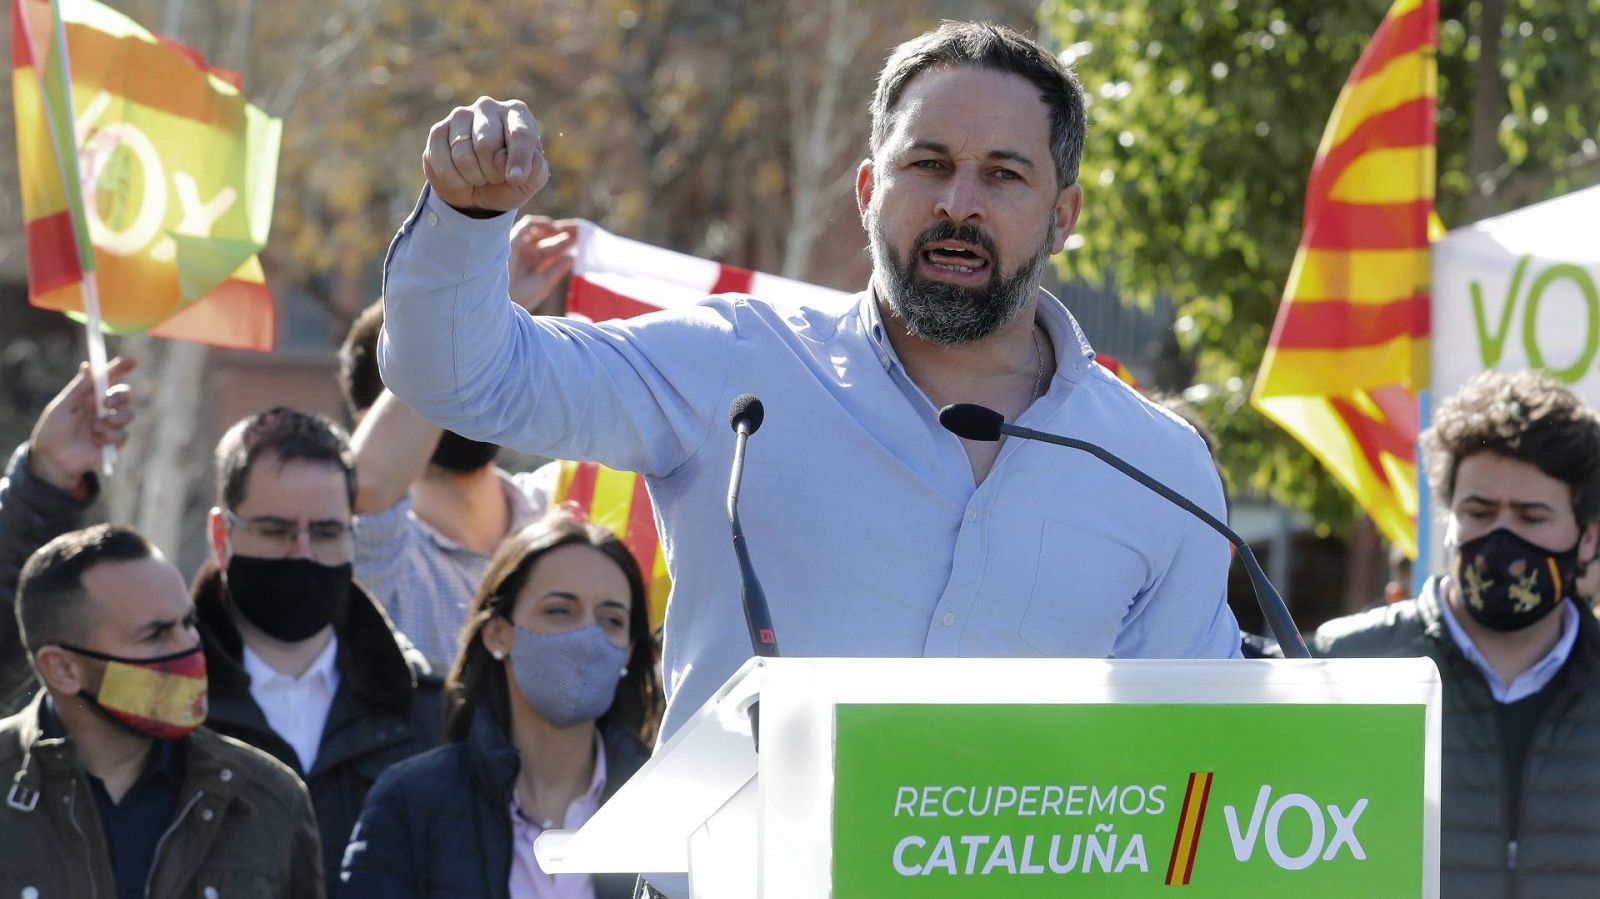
[492,649,506,661]
[620,665,629,677]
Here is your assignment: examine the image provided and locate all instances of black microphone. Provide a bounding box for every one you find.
[727,394,779,658]
[938,402,1310,659]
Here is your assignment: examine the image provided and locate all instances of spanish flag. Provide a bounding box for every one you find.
[11,0,281,351]
[1251,0,1439,557]
[553,460,672,631]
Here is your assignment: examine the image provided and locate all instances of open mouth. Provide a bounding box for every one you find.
[919,242,992,276]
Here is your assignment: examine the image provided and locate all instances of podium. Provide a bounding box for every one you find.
[537,657,1442,897]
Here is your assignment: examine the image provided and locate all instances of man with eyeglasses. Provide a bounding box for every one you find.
[196,407,442,888]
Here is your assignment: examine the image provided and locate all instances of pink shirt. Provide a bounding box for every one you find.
[509,733,609,899]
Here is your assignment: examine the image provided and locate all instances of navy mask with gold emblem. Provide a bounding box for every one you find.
[1452,527,1580,632]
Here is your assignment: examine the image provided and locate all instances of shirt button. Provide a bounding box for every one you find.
[23,887,39,899]
[426,211,440,227]
[204,887,219,899]
[201,808,215,822]
[943,612,956,626]
[219,768,233,782]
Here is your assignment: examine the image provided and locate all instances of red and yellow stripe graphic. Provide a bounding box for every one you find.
[1251,0,1438,557]
[11,0,280,351]
[554,460,671,631]
[1165,771,1215,886]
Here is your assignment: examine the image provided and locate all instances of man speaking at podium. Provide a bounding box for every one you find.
[378,22,1240,744]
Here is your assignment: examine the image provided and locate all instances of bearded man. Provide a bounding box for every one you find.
[377,21,1240,744]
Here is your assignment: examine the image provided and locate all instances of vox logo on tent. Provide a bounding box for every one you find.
[1222,784,1369,871]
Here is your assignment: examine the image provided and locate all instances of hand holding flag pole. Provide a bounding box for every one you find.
[17,0,115,473]
[79,274,116,476]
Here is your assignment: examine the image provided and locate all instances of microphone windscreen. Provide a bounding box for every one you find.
[938,403,1005,442]
[728,393,765,434]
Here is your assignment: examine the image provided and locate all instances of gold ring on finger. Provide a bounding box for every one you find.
[450,134,472,148]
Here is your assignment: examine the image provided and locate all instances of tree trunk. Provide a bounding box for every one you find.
[1341,515,1386,615]
[1463,0,1506,222]
[104,337,210,559]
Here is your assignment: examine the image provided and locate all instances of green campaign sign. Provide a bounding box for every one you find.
[833,703,1424,897]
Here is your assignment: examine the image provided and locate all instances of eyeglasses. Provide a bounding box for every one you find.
[222,510,352,562]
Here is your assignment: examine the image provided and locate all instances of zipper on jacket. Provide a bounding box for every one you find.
[143,791,204,899]
[65,782,100,899]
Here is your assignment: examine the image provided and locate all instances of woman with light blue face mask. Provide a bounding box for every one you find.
[339,511,664,899]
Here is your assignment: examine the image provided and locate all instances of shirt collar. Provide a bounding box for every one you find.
[1435,577,1580,702]
[242,634,341,692]
[855,286,1096,387]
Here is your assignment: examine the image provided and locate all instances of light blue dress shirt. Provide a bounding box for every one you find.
[380,187,1241,741]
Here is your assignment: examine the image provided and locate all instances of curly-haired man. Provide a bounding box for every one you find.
[1316,370,1600,897]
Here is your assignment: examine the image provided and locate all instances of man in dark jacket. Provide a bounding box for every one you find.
[1315,370,1600,897]
[2,523,322,897]
[0,357,136,715]
[200,406,443,888]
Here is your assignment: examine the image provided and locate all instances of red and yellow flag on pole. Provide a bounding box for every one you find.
[1251,0,1440,557]
[11,0,281,351]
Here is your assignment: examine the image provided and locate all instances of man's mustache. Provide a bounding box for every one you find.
[911,223,1000,265]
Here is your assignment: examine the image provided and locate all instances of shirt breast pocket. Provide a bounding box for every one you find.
[1020,519,1147,656]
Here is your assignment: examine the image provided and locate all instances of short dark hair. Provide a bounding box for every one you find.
[17,525,155,653]
[870,21,1087,189]
[443,510,663,746]
[1422,370,1600,524]
[215,407,357,510]
[338,299,386,418]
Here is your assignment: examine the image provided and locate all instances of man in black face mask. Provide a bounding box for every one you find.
[197,407,442,888]
[1314,370,1600,898]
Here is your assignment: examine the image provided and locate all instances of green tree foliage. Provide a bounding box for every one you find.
[1040,0,1600,534]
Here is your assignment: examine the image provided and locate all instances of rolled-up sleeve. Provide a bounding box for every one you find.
[379,187,740,479]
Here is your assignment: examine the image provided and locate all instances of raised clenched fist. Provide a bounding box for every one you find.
[422,97,549,214]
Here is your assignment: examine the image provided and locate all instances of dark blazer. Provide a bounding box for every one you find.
[191,560,444,890]
[339,703,650,899]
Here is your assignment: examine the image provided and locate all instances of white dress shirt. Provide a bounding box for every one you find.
[243,636,341,773]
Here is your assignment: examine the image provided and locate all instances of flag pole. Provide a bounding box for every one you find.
[80,271,116,476]
[26,0,115,474]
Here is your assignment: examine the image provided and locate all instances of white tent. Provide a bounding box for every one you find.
[1423,184,1600,573]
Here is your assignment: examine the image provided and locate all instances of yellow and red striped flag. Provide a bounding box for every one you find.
[1251,0,1439,557]
[11,0,281,351]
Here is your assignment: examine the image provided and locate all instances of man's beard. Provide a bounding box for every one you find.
[870,215,1054,346]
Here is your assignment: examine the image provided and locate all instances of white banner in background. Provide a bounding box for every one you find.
[1425,184,1600,574]
[1432,185,1600,404]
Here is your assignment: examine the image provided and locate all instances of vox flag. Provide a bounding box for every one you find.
[1251,0,1439,556]
[11,0,282,351]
